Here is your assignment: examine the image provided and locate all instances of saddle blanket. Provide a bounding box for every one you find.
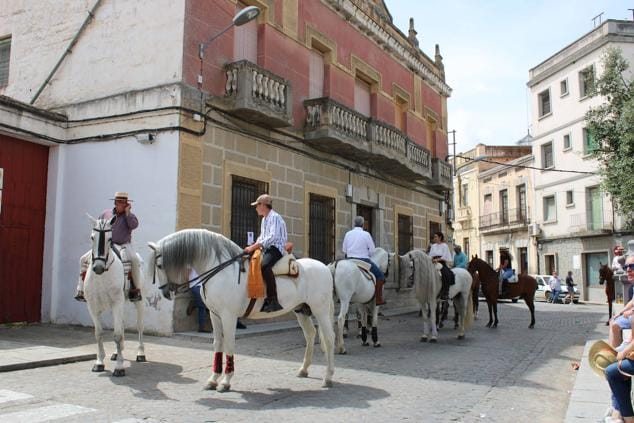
[247,250,300,299]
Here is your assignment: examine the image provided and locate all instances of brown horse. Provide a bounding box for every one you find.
[467,256,537,328]
[599,263,616,325]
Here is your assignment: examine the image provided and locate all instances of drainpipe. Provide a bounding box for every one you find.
[30,0,103,105]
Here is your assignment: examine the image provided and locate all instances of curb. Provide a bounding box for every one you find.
[0,353,96,373]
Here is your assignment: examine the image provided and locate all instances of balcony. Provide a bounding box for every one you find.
[455,206,472,222]
[479,207,530,234]
[303,97,433,181]
[568,213,614,235]
[430,158,452,190]
[222,60,292,128]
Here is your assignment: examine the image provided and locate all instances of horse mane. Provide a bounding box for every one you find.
[157,229,243,279]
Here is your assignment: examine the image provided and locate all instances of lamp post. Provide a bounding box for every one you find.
[197,6,260,115]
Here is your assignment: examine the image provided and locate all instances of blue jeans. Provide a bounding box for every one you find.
[191,285,207,328]
[606,359,634,417]
[551,289,561,303]
[615,315,632,330]
[351,257,385,281]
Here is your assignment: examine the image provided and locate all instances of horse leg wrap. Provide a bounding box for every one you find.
[213,352,223,374]
[371,327,378,344]
[361,327,368,343]
[224,355,234,374]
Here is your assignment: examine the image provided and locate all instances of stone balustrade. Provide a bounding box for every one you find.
[222,60,292,128]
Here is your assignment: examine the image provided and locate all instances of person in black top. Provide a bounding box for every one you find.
[565,271,575,305]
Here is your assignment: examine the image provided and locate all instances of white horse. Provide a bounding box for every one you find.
[147,229,335,391]
[396,250,442,342]
[84,216,146,376]
[330,248,389,354]
[434,265,474,340]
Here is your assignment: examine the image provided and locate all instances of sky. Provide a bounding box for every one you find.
[386,0,633,154]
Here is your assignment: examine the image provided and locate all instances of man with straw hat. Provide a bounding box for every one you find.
[75,192,142,302]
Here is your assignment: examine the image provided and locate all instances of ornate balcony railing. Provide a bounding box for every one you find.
[430,158,452,190]
[479,207,530,231]
[223,60,292,128]
[303,97,435,182]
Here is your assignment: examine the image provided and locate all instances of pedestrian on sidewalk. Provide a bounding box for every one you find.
[604,256,634,423]
[549,270,562,304]
[565,271,575,304]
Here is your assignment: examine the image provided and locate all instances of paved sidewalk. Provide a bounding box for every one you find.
[565,339,612,422]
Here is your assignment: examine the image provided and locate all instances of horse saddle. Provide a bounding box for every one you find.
[348,259,376,283]
[273,253,299,277]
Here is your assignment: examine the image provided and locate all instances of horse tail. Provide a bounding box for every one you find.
[464,288,474,329]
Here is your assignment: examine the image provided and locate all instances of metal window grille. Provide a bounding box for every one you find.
[0,37,10,88]
[309,193,335,264]
[429,221,441,249]
[230,176,268,247]
[398,214,413,255]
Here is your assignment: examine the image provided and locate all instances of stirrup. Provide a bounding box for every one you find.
[261,299,283,313]
[74,291,86,302]
[128,289,142,302]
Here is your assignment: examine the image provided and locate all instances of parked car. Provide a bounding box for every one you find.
[532,274,580,303]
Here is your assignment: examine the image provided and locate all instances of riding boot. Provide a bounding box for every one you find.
[128,274,142,302]
[74,272,87,302]
[440,279,449,301]
[261,275,283,313]
[375,279,386,306]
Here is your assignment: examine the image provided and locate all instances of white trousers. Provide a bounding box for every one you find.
[77,243,142,292]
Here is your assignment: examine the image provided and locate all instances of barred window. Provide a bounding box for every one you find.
[230,175,268,247]
[309,193,335,264]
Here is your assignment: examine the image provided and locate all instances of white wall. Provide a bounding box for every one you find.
[0,0,185,107]
[42,131,180,334]
[530,39,634,238]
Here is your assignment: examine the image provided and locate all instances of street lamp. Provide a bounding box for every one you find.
[197,6,260,115]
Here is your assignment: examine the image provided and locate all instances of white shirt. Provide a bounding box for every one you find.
[550,276,561,290]
[613,255,625,272]
[256,209,288,255]
[429,242,453,263]
[342,227,375,259]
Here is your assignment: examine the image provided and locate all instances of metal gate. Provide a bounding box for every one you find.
[230,175,268,247]
[309,193,334,264]
[0,136,48,323]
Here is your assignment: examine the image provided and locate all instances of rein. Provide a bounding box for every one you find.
[157,252,247,294]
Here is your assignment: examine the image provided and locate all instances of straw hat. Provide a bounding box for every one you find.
[110,192,133,202]
[250,194,272,206]
[588,340,617,378]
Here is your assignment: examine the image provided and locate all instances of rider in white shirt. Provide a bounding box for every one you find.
[342,216,385,305]
[429,232,454,300]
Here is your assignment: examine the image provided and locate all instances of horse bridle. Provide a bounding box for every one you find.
[91,226,114,271]
[155,252,247,294]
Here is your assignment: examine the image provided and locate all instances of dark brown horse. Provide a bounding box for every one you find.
[599,263,616,325]
[467,256,537,328]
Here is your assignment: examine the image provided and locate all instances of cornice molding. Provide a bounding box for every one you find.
[324,0,452,97]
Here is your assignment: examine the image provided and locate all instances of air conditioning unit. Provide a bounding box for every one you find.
[529,223,541,237]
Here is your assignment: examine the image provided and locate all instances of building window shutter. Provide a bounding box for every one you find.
[0,37,10,88]
[354,79,371,117]
[233,17,257,62]
[309,50,324,98]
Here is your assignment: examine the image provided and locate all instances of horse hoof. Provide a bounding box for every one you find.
[297,369,309,378]
[204,382,218,390]
[136,355,146,362]
[420,336,428,342]
[457,335,465,340]
[362,342,369,347]
[606,321,610,326]
[217,384,230,393]
[336,349,347,355]
[112,368,125,377]
[322,380,333,388]
[529,324,535,329]
[342,334,348,339]
[92,364,105,372]
[430,337,438,343]
[110,353,118,361]
[373,342,381,348]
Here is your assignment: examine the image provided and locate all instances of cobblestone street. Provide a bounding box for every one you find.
[0,300,610,422]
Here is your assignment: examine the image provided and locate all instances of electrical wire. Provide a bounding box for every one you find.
[455,154,595,175]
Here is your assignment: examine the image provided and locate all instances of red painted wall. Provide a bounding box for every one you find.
[183,0,448,159]
[0,136,48,323]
